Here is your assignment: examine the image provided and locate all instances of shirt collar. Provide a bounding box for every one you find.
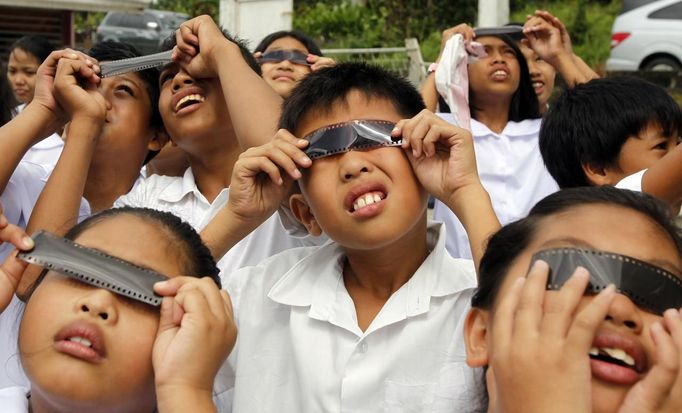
[267,221,476,320]
[157,167,201,203]
[470,118,541,138]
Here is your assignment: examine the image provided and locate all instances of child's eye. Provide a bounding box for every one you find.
[116,85,134,96]
[159,72,175,85]
[654,142,668,150]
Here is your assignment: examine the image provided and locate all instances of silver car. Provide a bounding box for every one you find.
[606,0,682,71]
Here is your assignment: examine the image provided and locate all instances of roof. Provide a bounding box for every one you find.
[0,0,151,12]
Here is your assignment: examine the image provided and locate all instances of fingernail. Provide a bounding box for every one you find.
[412,149,418,157]
[154,280,168,287]
[22,237,34,249]
[531,259,548,272]
[85,59,92,66]
[391,126,400,135]
[299,156,311,165]
[292,169,302,179]
[93,64,100,73]
[603,284,616,294]
[573,266,589,279]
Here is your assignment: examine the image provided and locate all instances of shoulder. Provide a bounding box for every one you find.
[114,173,184,208]
[616,169,646,192]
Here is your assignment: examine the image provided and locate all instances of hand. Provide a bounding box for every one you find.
[523,15,567,65]
[489,261,616,413]
[618,308,682,413]
[394,110,479,204]
[0,204,33,312]
[173,15,233,79]
[531,10,573,55]
[227,129,310,223]
[153,277,236,393]
[307,54,336,72]
[438,23,476,60]
[53,57,105,124]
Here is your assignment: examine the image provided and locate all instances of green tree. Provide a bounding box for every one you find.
[151,0,219,19]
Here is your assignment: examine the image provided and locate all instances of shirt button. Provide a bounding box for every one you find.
[358,341,368,353]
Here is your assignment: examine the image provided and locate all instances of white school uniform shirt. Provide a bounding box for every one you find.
[615,169,646,192]
[215,222,485,413]
[114,167,326,276]
[0,386,29,412]
[14,104,63,167]
[0,161,92,390]
[433,115,559,259]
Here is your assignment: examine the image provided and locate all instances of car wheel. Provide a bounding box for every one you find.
[642,57,681,72]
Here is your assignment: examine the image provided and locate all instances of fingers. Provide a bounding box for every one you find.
[309,55,336,72]
[174,277,228,322]
[396,110,461,158]
[540,266,590,337]
[565,284,615,350]
[238,130,311,183]
[55,58,100,88]
[491,276,526,350]
[514,260,550,337]
[0,222,33,251]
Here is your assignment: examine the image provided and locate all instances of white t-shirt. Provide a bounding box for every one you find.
[433,115,559,259]
[0,386,29,412]
[615,169,646,192]
[114,168,327,278]
[215,222,484,412]
[14,104,63,168]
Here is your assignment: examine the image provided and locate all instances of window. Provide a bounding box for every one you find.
[649,1,682,19]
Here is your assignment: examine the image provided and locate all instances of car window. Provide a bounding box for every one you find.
[104,13,123,26]
[649,1,682,19]
[620,0,660,14]
[158,14,188,31]
[121,14,145,29]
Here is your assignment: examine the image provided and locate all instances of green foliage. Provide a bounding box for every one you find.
[150,0,219,19]
[75,11,105,34]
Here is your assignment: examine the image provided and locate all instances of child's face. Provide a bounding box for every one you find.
[91,73,161,171]
[7,48,39,104]
[467,36,521,101]
[19,215,186,411]
[610,122,680,182]
[158,63,231,152]
[518,42,555,110]
[470,203,682,413]
[293,91,428,249]
[260,36,312,98]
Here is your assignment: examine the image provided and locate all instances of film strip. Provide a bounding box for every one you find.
[18,231,166,306]
[533,248,682,315]
[304,120,401,160]
[99,50,173,78]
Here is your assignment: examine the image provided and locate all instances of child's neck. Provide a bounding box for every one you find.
[84,163,139,213]
[471,96,511,134]
[342,215,430,331]
[186,146,240,204]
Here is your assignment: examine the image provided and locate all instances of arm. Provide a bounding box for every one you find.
[0,204,32,313]
[395,109,500,270]
[641,144,682,209]
[173,16,282,149]
[200,130,310,261]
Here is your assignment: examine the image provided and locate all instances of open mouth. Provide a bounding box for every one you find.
[54,321,106,362]
[491,69,509,80]
[588,333,646,385]
[532,81,544,91]
[175,94,205,112]
[351,191,386,212]
[589,346,637,370]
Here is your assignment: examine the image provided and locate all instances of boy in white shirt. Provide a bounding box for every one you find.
[192,62,499,412]
[539,76,682,210]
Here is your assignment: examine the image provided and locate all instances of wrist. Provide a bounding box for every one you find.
[156,384,215,413]
[24,101,62,136]
[547,50,573,70]
[209,39,239,73]
[443,182,489,214]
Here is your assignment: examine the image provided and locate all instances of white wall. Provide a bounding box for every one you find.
[220,0,293,49]
[477,0,510,27]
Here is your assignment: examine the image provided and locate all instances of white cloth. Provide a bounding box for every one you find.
[0,161,91,389]
[114,168,326,276]
[215,222,484,413]
[615,169,646,192]
[0,386,29,412]
[14,104,63,167]
[433,115,559,259]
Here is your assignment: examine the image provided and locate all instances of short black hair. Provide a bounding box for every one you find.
[279,62,425,133]
[160,29,261,76]
[254,30,323,56]
[473,186,682,309]
[89,41,163,164]
[10,35,55,64]
[539,76,682,188]
[469,34,540,122]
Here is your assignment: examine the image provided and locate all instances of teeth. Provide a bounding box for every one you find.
[532,82,543,88]
[352,191,384,212]
[68,336,93,348]
[493,70,507,77]
[175,94,205,111]
[589,346,635,367]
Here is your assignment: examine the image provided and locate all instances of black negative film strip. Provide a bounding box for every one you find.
[534,248,682,315]
[304,120,402,160]
[99,49,173,78]
[18,231,166,306]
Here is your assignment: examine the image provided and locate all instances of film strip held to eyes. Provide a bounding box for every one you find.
[17,231,167,306]
[304,120,401,161]
[99,50,173,78]
[533,248,682,315]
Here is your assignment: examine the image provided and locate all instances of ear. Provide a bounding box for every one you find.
[464,308,490,368]
[582,161,617,186]
[289,193,322,236]
[148,128,170,152]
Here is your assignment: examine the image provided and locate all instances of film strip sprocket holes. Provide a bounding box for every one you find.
[18,231,166,306]
[99,50,173,78]
[304,120,401,161]
[534,248,682,315]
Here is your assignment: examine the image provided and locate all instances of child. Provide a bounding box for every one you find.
[115,16,324,274]
[464,186,682,412]
[254,30,335,98]
[203,62,499,411]
[539,76,682,209]
[0,206,233,412]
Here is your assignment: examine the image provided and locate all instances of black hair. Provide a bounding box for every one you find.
[0,63,17,126]
[539,76,682,188]
[254,30,323,57]
[469,34,540,122]
[160,29,261,76]
[279,62,425,132]
[88,41,163,164]
[9,36,55,64]
[473,186,682,309]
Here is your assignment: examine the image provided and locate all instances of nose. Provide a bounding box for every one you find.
[604,294,643,334]
[338,151,372,181]
[171,68,194,92]
[75,289,119,324]
[527,60,540,76]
